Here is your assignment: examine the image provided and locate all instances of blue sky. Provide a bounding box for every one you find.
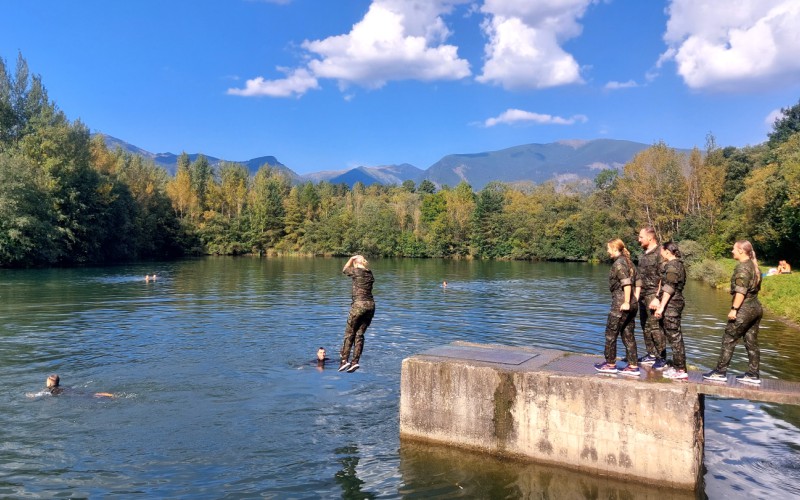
[2,0,799,174]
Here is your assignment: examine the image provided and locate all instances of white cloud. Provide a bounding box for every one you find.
[662,0,800,91]
[764,108,785,128]
[227,67,319,97]
[484,108,588,127]
[229,0,471,97]
[605,79,638,90]
[476,0,593,89]
[303,1,471,89]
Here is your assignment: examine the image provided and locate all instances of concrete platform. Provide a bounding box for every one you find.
[399,341,800,490]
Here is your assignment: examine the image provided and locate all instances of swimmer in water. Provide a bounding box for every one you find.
[315,346,330,370]
[46,374,63,395]
[42,374,114,398]
[442,280,448,288]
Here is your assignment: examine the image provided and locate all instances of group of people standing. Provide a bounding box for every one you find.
[597,227,764,385]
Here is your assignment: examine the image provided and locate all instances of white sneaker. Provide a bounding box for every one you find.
[347,363,360,373]
[338,361,351,372]
[663,367,688,380]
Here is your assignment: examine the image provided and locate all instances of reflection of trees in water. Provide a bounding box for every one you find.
[334,445,375,500]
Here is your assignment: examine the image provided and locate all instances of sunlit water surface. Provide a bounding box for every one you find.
[1,258,799,498]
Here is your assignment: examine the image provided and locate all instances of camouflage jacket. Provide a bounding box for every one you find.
[344,267,374,303]
[731,261,760,303]
[635,246,662,296]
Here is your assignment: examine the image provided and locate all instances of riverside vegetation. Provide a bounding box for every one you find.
[1,55,799,319]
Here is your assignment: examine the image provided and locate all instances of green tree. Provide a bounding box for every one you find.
[768,98,800,147]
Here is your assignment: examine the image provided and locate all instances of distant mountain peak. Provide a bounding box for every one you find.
[557,139,590,149]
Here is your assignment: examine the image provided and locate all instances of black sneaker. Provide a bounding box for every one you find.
[652,358,668,370]
[638,354,657,365]
[338,361,351,372]
[347,363,360,373]
[735,372,761,385]
[593,362,618,374]
[703,370,727,382]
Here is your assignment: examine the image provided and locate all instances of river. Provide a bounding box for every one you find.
[1,257,798,498]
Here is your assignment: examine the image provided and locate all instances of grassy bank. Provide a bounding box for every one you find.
[686,257,800,326]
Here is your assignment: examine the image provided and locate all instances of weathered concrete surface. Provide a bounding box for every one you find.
[400,342,704,490]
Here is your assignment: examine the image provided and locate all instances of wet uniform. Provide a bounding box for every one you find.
[603,255,639,365]
[658,259,687,371]
[636,246,666,359]
[712,261,762,376]
[340,267,375,366]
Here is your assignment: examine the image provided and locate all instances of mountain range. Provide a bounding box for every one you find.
[98,134,672,190]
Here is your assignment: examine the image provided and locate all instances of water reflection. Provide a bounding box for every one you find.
[398,440,697,499]
[335,445,376,500]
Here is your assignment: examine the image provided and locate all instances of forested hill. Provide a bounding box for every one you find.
[101,134,668,189]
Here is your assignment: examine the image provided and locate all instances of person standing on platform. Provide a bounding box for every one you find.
[703,240,763,385]
[653,242,688,380]
[338,255,375,374]
[634,227,666,365]
[594,239,639,375]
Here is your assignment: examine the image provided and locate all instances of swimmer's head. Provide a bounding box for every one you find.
[47,374,60,388]
[317,347,326,361]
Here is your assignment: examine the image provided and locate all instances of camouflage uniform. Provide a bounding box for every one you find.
[712,261,762,376]
[658,259,687,371]
[636,246,667,359]
[604,255,639,365]
[340,267,376,365]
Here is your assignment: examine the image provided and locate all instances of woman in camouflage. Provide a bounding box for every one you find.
[594,239,639,375]
[653,241,688,380]
[338,255,375,374]
[703,240,763,385]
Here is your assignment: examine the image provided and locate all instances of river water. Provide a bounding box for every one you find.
[1,257,798,498]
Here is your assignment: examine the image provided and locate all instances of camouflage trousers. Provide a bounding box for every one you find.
[604,302,639,365]
[659,304,686,371]
[714,301,762,376]
[340,300,375,364]
[639,293,666,359]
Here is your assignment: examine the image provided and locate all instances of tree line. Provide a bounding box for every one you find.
[2,54,799,268]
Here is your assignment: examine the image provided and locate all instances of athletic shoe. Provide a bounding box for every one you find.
[662,367,688,380]
[702,370,727,382]
[735,372,761,385]
[618,365,640,377]
[593,362,618,374]
[652,358,668,370]
[638,354,657,365]
[338,361,351,372]
[347,363,360,373]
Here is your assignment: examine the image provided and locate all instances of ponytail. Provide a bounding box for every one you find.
[662,241,682,259]
[736,240,761,287]
[607,238,635,277]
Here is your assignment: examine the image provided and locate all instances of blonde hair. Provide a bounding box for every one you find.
[735,240,761,287]
[607,238,634,276]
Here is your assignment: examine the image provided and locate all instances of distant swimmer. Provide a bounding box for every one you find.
[145,274,158,282]
[39,374,114,398]
[315,347,330,370]
[442,280,448,288]
[46,374,63,395]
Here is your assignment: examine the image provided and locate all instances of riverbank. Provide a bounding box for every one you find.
[686,257,800,326]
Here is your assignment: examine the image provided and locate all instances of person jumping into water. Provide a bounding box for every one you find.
[338,255,375,374]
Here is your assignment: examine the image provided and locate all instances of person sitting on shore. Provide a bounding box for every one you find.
[777,260,792,274]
